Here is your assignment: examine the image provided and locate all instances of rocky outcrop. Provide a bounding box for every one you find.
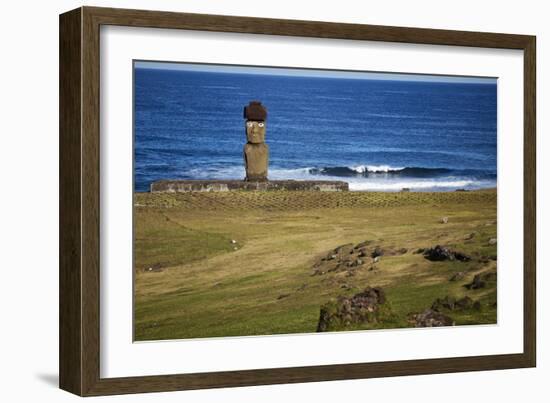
[409,309,454,327]
[312,242,408,276]
[317,287,391,332]
[466,270,497,290]
[423,245,471,262]
[431,295,481,312]
[312,243,367,276]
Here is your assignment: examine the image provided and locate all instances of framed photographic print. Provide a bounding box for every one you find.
[59,6,536,396]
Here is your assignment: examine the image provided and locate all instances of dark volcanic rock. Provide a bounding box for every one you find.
[371,247,384,258]
[466,270,497,290]
[467,274,486,289]
[431,296,457,311]
[143,263,163,273]
[455,296,475,310]
[312,242,371,275]
[409,309,454,327]
[312,242,410,277]
[317,287,389,332]
[432,296,475,312]
[423,245,471,262]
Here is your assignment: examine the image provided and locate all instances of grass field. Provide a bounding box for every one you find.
[134,189,497,341]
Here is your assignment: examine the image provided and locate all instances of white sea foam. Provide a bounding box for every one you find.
[351,165,405,173]
[348,180,475,191]
[179,165,494,192]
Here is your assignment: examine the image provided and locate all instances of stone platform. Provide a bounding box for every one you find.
[150,180,349,193]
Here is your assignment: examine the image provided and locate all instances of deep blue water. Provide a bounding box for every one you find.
[134,68,497,192]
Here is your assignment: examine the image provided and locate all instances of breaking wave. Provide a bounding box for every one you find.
[309,165,454,177]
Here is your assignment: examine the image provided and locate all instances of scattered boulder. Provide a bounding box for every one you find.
[312,242,374,275]
[488,238,497,245]
[467,274,486,289]
[423,245,471,262]
[466,270,497,290]
[317,287,391,332]
[312,242,409,276]
[440,217,449,224]
[464,232,476,241]
[409,309,454,327]
[431,296,456,311]
[143,263,163,273]
[456,296,476,310]
[371,247,384,258]
[431,295,476,312]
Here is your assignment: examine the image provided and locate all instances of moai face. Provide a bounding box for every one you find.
[245,120,266,144]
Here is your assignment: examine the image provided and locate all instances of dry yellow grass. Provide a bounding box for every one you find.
[134,189,497,341]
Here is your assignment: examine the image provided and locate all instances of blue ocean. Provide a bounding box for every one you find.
[134,67,497,192]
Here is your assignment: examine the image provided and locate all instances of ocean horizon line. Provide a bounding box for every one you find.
[134,62,497,85]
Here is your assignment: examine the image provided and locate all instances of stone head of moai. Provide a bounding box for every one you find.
[243,101,269,181]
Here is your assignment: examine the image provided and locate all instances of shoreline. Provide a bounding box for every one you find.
[136,180,497,194]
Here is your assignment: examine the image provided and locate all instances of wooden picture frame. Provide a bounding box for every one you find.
[59,6,536,396]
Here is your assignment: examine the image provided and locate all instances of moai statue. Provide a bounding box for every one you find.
[243,101,269,181]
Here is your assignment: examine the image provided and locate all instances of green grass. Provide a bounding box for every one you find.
[134,209,234,270]
[134,190,497,340]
